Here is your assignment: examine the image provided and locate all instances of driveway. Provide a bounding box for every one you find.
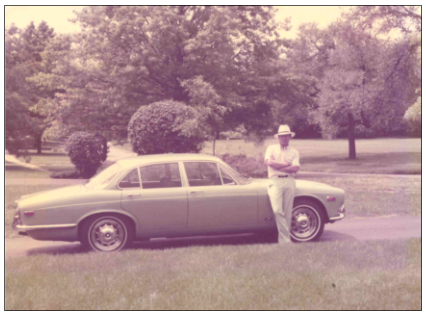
[5,216,420,259]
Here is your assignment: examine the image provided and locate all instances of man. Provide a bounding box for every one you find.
[264,125,300,244]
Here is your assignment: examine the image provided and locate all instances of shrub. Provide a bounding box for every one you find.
[128,100,206,155]
[50,170,81,179]
[65,132,109,178]
[221,153,268,178]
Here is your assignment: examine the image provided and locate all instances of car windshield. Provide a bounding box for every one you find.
[221,162,252,185]
[85,163,121,190]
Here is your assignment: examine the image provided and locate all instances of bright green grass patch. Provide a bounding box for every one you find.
[5,238,420,310]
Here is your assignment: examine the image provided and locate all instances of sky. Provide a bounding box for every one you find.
[5,6,346,38]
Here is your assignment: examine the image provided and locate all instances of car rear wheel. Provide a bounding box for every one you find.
[80,215,134,252]
[291,199,325,242]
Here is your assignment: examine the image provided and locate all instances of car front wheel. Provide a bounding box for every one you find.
[291,199,325,242]
[80,215,134,252]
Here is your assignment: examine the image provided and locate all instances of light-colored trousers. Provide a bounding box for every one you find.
[267,177,296,244]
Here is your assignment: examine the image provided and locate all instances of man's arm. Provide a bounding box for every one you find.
[278,150,300,173]
[274,165,300,173]
[266,155,292,169]
[267,159,291,169]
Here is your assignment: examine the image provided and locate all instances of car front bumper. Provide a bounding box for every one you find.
[329,205,346,222]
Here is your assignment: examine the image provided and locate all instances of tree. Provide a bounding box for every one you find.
[288,15,420,159]
[30,6,294,143]
[345,6,421,35]
[5,21,57,155]
[181,76,226,155]
[345,6,422,140]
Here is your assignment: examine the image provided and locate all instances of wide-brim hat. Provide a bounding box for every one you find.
[274,124,295,138]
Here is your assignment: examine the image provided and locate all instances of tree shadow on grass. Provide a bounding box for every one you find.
[23,230,357,257]
[130,234,269,251]
[24,234,274,256]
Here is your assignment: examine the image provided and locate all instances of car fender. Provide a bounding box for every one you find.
[77,209,140,229]
[294,193,329,219]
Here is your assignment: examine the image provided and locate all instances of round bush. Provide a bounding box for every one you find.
[65,132,108,178]
[128,100,205,155]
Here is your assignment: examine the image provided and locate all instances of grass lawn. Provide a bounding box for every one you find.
[5,238,420,310]
[117,138,421,174]
[203,138,421,174]
[306,176,421,218]
[5,165,51,179]
[25,152,74,171]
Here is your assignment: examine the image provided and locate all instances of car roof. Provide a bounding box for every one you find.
[116,153,222,169]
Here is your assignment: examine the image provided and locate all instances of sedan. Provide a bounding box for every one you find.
[14,154,345,252]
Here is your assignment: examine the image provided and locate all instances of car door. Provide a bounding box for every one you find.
[120,163,188,230]
[183,161,258,228]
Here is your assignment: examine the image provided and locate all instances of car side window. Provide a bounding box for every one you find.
[184,162,222,187]
[219,165,237,185]
[140,163,182,189]
[118,168,141,189]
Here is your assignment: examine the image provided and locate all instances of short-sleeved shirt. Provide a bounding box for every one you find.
[264,144,300,178]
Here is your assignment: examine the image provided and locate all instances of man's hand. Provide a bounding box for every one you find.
[267,156,291,169]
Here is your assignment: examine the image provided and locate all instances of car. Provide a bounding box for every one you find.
[14,154,345,252]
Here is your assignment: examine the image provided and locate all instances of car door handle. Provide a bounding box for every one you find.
[190,191,204,196]
[128,194,141,198]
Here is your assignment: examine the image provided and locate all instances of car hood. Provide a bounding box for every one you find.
[17,184,87,209]
[251,178,340,191]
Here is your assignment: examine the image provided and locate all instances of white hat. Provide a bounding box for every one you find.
[274,125,295,138]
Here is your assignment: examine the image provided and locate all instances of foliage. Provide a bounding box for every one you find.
[50,170,81,179]
[65,132,109,178]
[221,153,267,178]
[128,100,206,155]
[288,13,420,158]
[405,96,421,137]
[5,21,60,155]
[28,6,296,142]
[345,6,421,35]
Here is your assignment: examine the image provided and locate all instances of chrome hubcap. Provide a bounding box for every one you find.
[90,218,126,252]
[291,206,319,240]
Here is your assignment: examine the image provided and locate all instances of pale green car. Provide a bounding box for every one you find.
[14,154,345,252]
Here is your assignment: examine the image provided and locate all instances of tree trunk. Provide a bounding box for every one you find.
[347,112,356,159]
[212,131,219,156]
[34,133,43,154]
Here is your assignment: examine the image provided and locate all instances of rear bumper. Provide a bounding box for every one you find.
[15,224,78,242]
[15,223,77,231]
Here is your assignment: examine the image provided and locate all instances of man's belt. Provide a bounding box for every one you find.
[278,175,288,178]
